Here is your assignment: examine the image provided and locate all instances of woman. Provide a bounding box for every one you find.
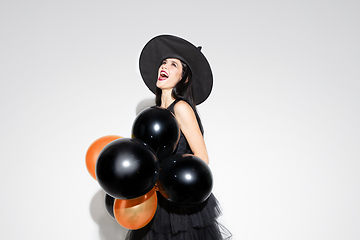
[126,35,231,240]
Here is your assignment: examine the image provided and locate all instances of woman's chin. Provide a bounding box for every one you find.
[156,80,166,89]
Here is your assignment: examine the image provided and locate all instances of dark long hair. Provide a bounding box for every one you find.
[155,60,204,134]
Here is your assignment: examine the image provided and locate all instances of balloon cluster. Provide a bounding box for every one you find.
[85,106,213,230]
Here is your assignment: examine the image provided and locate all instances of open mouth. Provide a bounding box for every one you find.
[158,70,168,81]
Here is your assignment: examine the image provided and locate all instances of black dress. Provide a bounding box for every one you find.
[125,99,231,240]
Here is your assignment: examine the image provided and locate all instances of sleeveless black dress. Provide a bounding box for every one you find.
[125,99,231,240]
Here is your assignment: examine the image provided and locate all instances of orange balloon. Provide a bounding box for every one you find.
[114,187,157,230]
[85,135,122,180]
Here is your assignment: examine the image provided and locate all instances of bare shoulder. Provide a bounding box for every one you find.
[173,100,194,118]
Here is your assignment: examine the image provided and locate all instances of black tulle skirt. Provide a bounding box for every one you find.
[125,192,231,240]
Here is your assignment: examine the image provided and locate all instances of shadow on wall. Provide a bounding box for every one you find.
[136,98,155,115]
[90,190,129,240]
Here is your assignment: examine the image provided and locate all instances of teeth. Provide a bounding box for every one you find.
[161,71,168,77]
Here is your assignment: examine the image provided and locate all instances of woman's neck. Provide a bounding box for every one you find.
[160,89,176,108]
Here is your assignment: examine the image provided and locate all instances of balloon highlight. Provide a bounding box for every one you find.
[132,106,180,162]
[96,138,159,199]
[158,154,213,207]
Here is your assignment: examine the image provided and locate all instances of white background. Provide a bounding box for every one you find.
[1,0,359,239]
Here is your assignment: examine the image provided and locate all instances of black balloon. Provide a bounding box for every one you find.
[96,138,159,199]
[132,106,180,162]
[104,193,115,218]
[158,154,213,207]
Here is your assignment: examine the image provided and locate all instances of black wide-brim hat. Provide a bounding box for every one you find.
[139,35,213,105]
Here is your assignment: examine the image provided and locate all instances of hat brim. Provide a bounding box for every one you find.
[139,35,213,105]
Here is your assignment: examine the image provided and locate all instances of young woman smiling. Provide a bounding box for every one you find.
[125,35,231,240]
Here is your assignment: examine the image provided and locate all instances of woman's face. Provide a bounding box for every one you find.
[156,58,183,91]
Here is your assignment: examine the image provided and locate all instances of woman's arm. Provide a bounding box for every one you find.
[173,101,209,164]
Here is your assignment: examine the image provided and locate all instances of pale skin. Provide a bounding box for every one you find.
[157,58,209,164]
